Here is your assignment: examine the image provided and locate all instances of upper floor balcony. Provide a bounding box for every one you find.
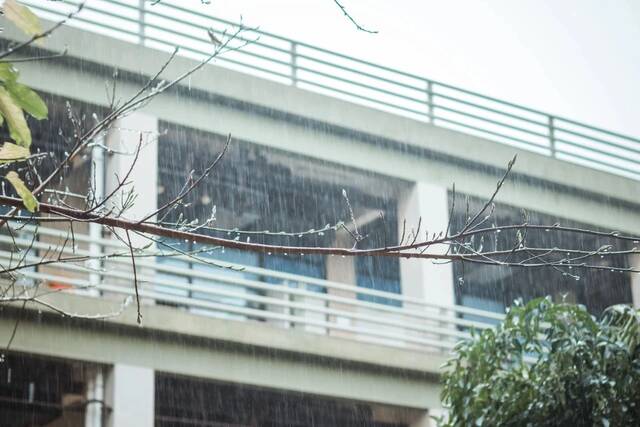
[19,0,640,183]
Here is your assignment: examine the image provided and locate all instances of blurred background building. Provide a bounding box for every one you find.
[0,1,638,426]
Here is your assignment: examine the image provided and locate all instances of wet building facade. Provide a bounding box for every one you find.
[1,2,640,426]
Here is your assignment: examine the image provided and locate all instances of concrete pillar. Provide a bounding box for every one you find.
[398,182,454,306]
[85,366,105,427]
[106,112,159,229]
[397,182,455,352]
[326,230,358,338]
[105,112,159,306]
[630,254,640,308]
[105,364,155,427]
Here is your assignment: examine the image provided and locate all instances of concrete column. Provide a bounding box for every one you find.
[105,112,159,225]
[398,182,454,306]
[630,254,640,308]
[84,366,105,427]
[105,112,159,306]
[105,364,155,427]
[326,230,358,338]
[397,182,455,352]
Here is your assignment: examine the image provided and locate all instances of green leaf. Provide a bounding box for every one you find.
[0,63,48,119]
[6,82,47,119]
[4,0,43,37]
[6,171,38,212]
[0,63,18,85]
[0,141,30,163]
[0,86,31,147]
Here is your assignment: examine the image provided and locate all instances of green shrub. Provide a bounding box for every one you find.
[439,297,640,426]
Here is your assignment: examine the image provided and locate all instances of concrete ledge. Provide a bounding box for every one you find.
[0,293,444,409]
[31,293,446,373]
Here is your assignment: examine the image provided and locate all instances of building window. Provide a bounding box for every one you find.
[157,123,404,308]
[450,194,633,316]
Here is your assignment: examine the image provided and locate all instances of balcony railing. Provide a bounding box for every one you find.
[0,225,503,353]
[18,0,640,181]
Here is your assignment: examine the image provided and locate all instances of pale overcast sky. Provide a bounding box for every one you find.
[206,0,640,137]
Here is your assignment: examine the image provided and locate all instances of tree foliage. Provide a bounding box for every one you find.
[439,298,640,426]
[0,0,48,210]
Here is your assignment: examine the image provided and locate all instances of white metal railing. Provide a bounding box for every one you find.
[0,225,503,353]
[17,0,640,181]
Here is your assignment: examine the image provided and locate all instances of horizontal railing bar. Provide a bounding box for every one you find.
[554,126,640,156]
[28,0,142,30]
[145,0,298,45]
[3,227,505,323]
[60,2,141,25]
[296,54,426,93]
[15,225,506,319]
[79,0,141,12]
[28,227,505,320]
[297,78,428,117]
[555,147,640,178]
[143,36,294,81]
[142,8,294,57]
[556,116,640,144]
[434,116,549,151]
[11,252,476,338]
[0,237,497,331]
[15,269,459,350]
[143,30,293,70]
[25,3,140,38]
[432,92,550,128]
[296,65,426,106]
[31,0,293,70]
[554,137,640,167]
[434,104,550,139]
[433,81,550,118]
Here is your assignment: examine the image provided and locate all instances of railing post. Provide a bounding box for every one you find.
[291,42,298,86]
[138,0,146,45]
[426,80,434,123]
[548,115,556,157]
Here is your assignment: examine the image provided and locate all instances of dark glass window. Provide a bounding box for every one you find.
[450,194,632,317]
[157,123,403,305]
[155,373,409,427]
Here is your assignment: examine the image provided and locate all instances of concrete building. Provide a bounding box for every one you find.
[0,1,638,426]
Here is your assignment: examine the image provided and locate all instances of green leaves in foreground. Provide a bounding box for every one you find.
[0,142,30,163]
[0,63,48,148]
[5,171,38,212]
[439,298,640,426]
[0,1,48,148]
[0,86,32,147]
[0,2,46,213]
[3,0,43,37]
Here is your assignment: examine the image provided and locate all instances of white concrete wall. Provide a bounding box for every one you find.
[104,112,159,308]
[397,182,456,352]
[105,112,159,227]
[398,182,455,306]
[630,254,640,308]
[105,364,155,427]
